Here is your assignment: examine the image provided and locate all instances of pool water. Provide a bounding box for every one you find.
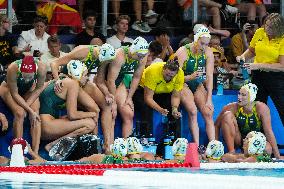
[1,167,284,189]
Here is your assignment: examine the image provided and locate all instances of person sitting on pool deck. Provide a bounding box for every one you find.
[215,83,281,159]
[222,131,272,162]
[0,55,47,155]
[78,137,155,164]
[40,60,97,154]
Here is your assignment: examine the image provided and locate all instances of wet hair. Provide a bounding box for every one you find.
[83,10,97,20]
[265,13,284,38]
[47,35,60,44]
[34,15,48,25]
[148,40,162,57]
[116,15,131,24]
[164,55,179,72]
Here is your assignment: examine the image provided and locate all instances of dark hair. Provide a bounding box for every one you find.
[83,10,97,20]
[164,56,179,72]
[152,26,171,37]
[34,15,48,25]
[116,15,131,24]
[47,35,60,44]
[148,40,162,57]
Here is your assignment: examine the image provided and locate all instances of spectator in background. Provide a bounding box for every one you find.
[198,0,238,29]
[41,35,66,81]
[209,34,237,75]
[111,0,153,33]
[0,14,20,68]
[229,0,267,25]
[229,20,258,67]
[152,26,174,61]
[36,0,82,35]
[107,15,133,49]
[74,10,105,47]
[17,15,50,57]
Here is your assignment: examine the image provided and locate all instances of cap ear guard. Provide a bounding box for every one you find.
[247,132,266,155]
[111,138,128,157]
[194,25,211,42]
[129,36,149,55]
[126,137,143,154]
[205,140,224,160]
[241,83,258,103]
[98,43,116,62]
[172,138,188,156]
[67,60,87,80]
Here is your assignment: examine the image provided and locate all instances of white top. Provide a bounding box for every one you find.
[41,51,66,71]
[17,29,50,54]
[106,35,133,49]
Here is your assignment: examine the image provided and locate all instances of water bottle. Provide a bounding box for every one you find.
[164,135,174,160]
[217,74,224,95]
[162,115,168,124]
[239,60,250,80]
[148,134,157,155]
[168,132,175,142]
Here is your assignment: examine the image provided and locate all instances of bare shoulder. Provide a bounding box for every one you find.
[70,45,89,58]
[255,101,270,114]
[205,46,214,56]
[38,60,47,71]
[6,62,18,76]
[62,78,79,87]
[113,48,125,65]
[223,102,238,112]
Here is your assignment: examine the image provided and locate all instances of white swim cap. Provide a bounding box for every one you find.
[172,138,188,156]
[193,24,205,34]
[98,43,116,62]
[205,140,224,160]
[111,138,128,157]
[194,25,211,42]
[67,60,87,80]
[241,83,258,103]
[129,36,149,55]
[126,137,143,154]
[247,131,266,155]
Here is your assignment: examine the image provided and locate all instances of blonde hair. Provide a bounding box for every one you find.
[265,13,284,38]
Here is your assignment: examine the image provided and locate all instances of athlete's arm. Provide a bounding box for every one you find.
[51,46,88,80]
[106,49,124,96]
[126,54,147,101]
[65,79,97,120]
[26,61,47,106]
[205,47,214,105]
[257,102,281,159]
[96,61,112,97]
[7,63,34,114]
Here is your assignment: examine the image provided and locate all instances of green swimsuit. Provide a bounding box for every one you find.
[182,43,206,93]
[15,58,38,96]
[115,46,139,88]
[235,103,263,139]
[39,81,65,118]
